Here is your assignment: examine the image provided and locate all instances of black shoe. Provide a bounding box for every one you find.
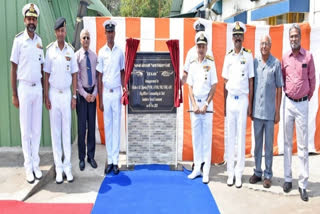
[79,160,85,171]
[283,182,292,193]
[88,158,97,169]
[249,174,262,184]
[113,165,119,175]
[105,164,113,175]
[299,187,309,202]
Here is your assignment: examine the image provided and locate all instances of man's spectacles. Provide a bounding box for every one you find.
[82,36,90,40]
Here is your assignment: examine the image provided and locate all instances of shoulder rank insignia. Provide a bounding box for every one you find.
[15,31,24,38]
[67,42,75,51]
[243,48,251,53]
[227,49,233,55]
[205,55,214,61]
[46,42,54,49]
[190,57,197,64]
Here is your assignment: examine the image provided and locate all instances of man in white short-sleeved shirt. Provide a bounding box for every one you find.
[222,21,254,188]
[10,3,44,184]
[97,19,125,176]
[187,31,217,184]
[44,17,78,184]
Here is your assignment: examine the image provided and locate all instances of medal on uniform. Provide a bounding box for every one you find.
[36,43,43,49]
[203,65,209,80]
[65,52,71,61]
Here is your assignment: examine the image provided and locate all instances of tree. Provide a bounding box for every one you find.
[101,0,121,16]
[120,0,172,17]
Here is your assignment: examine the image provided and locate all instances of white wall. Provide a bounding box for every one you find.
[181,0,203,13]
[309,0,320,25]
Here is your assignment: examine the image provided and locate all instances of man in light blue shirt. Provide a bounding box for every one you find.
[249,35,283,188]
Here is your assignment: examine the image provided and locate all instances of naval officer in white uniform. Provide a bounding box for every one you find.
[97,20,125,176]
[44,17,78,184]
[187,31,217,184]
[222,21,254,188]
[10,3,44,183]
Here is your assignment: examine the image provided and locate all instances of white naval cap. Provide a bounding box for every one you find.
[195,31,208,45]
[193,18,207,32]
[103,19,117,31]
[232,21,246,34]
[22,3,40,18]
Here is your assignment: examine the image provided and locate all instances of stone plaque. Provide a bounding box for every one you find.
[128,52,176,114]
[127,52,177,166]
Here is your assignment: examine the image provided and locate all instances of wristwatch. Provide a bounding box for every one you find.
[204,101,209,107]
[72,94,77,99]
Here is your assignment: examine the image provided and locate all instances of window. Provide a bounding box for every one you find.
[265,13,305,25]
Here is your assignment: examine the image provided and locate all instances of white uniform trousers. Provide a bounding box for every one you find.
[18,81,42,173]
[49,88,72,174]
[191,97,213,177]
[226,94,248,179]
[103,86,121,165]
[283,96,309,189]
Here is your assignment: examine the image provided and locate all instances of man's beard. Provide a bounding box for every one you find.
[27,24,36,33]
[291,42,300,50]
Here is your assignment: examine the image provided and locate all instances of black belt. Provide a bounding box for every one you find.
[84,86,95,93]
[286,94,308,102]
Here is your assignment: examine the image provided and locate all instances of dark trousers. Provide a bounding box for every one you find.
[76,89,96,161]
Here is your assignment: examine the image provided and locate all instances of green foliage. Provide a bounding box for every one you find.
[120,0,172,17]
[100,0,120,16]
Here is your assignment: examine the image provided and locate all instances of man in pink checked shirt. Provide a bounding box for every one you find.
[281,24,315,202]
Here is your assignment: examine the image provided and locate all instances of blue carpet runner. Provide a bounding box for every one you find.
[92,164,220,214]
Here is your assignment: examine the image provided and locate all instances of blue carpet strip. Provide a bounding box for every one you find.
[92,164,220,214]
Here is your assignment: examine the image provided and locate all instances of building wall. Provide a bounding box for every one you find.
[181,0,203,13]
[0,0,79,147]
[309,0,320,25]
[222,0,284,21]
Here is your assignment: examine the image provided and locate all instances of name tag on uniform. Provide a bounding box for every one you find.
[302,63,307,68]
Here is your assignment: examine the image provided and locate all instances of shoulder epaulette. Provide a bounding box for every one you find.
[46,42,54,49]
[243,48,251,53]
[67,42,75,51]
[227,49,233,55]
[35,32,41,38]
[190,57,197,64]
[206,55,214,61]
[15,31,24,38]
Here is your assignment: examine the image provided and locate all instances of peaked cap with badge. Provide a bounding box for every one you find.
[232,21,246,34]
[195,31,208,45]
[193,19,207,32]
[22,3,40,18]
[103,20,117,32]
[54,17,66,30]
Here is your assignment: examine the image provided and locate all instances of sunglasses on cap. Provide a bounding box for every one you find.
[82,36,90,40]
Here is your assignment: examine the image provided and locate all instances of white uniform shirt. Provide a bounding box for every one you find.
[187,56,218,98]
[184,45,213,73]
[222,48,254,95]
[10,30,44,83]
[96,44,124,89]
[44,41,78,90]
